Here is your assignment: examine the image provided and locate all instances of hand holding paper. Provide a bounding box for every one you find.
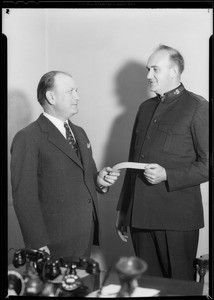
[144,163,167,184]
[97,166,120,191]
[97,162,153,192]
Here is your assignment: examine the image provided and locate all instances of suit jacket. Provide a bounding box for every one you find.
[117,84,209,231]
[10,114,102,258]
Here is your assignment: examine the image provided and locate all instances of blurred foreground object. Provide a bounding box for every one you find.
[115,256,147,297]
[8,270,25,296]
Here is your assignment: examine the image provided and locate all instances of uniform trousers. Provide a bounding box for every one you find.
[130,227,199,281]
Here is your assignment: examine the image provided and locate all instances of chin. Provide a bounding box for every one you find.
[150,85,157,92]
[151,86,161,93]
[73,110,79,116]
[68,111,78,118]
[150,88,157,94]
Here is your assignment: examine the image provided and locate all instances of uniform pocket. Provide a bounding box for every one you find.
[158,124,186,154]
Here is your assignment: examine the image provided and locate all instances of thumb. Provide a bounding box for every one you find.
[145,163,157,169]
[106,166,113,173]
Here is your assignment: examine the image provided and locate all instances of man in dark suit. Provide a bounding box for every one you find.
[116,45,209,280]
[10,70,120,260]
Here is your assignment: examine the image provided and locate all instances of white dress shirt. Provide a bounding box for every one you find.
[43,112,76,141]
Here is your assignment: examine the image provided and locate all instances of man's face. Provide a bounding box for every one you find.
[146,50,174,96]
[52,74,79,120]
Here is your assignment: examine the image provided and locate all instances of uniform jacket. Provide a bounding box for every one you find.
[117,84,209,231]
[10,114,103,258]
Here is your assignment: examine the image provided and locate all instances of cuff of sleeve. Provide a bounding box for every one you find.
[166,168,181,192]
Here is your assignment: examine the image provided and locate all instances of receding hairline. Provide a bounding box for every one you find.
[150,48,173,60]
[51,72,74,89]
[147,47,184,74]
[150,45,184,73]
[147,49,172,66]
[154,44,181,56]
[54,71,73,80]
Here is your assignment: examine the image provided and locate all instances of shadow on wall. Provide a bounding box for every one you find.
[8,90,33,264]
[102,61,149,168]
[8,90,33,146]
[99,61,149,268]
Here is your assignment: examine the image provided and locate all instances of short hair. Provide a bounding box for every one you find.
[155,45,185,74]
[37,71,72,106]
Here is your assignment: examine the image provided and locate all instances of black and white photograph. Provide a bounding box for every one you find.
[2,3,212,298]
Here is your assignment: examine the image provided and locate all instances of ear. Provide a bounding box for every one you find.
[170,65,178,79]
[45,91,55,105]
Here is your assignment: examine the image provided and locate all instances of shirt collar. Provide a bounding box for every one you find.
[43,112,69,135]
[157,83,185,103]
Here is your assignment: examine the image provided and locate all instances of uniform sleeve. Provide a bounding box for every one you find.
[166,100,209,191]
[10,131,50,249]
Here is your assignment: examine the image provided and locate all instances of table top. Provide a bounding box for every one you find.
[89,270,206,297]
[8,264,208,297]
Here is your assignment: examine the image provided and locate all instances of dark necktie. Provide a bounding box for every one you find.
[64,122,78,154]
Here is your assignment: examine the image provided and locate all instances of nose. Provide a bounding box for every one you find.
[147,69,153,80]
[73,90,79,101]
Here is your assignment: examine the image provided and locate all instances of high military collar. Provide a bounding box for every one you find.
[157,83,185,103]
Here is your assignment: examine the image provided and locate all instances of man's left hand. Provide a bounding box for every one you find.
[144,163,167,184]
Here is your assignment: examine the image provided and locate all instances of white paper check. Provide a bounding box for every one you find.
[112,162,148,171]
[87,284,160,297]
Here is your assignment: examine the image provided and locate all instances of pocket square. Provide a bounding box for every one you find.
[87,143,91,148]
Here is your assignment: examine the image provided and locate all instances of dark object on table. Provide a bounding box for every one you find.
[10,247,100,296]
[8,270,25,296]
[115,256,147,297]
[194,254,209,283]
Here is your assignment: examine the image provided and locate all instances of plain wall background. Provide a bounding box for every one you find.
[3,8,212,267]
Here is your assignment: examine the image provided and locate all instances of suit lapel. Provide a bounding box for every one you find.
[37,114,83,169]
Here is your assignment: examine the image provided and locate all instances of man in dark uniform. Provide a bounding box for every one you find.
[116,45,208,280]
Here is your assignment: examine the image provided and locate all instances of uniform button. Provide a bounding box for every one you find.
[141,154,145,158]
[153,119,157,123]
[146,136,150,140]
[88,199,92,203]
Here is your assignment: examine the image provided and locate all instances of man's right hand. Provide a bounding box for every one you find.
[116,211,128,242]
